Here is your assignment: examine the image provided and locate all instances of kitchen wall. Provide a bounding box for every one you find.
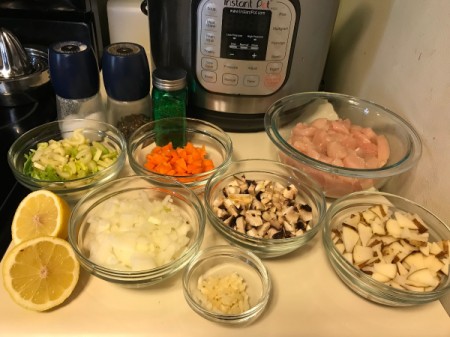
[323,0,450,225]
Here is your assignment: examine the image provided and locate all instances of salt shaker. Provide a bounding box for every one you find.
[48,41,104,122]
[102,42,151,139]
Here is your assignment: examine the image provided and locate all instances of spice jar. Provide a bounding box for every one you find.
[48,41,104,123]
[152,67,188,147]
[102,42,151,139]
[152,67,187,120]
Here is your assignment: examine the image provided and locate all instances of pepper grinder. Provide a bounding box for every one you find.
[48,41,104,122]
[102,42,151,139]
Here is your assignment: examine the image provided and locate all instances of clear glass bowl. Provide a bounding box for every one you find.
[127,117,233,193]
[204,159,327,258]
[7,119,126,204]
[323,191,450,306]
[183,245,271,325]
[264,92,422,198]
[68,175,206,287]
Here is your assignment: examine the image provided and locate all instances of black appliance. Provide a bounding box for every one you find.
[0,0,109,258]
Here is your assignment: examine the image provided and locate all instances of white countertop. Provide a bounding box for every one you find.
[1,131,449,336]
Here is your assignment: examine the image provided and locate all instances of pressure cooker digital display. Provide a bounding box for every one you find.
[196,0,299,96]
[220,8,271,61]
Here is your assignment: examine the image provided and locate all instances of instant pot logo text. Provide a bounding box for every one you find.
[224,0,270,9]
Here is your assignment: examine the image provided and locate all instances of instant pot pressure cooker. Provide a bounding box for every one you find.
[147,0,339,131]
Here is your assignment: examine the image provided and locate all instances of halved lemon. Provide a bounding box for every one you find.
[11,190,71,245]
[2,236,80,311]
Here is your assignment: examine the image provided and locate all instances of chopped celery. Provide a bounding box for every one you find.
[23,128,119,181]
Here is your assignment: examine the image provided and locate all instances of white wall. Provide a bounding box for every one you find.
[323,0,450,225]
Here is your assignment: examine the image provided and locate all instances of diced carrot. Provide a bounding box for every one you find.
[144,142,215,177]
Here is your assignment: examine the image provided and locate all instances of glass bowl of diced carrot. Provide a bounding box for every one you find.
[127,117,233,193]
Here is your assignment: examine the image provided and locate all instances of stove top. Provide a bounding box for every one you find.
[0,88,56,258]
[0,165,28,258]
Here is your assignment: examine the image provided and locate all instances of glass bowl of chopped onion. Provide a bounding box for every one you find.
[204,159,327,258]
[68,175,206,287]
[323,190,450,306]
[264,92,423,198]
[7,118,127,204]
[127,117,233,194]
[183,245,271,325]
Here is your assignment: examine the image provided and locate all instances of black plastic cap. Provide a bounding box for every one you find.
[48,41,100,99]
[102,42,150,102]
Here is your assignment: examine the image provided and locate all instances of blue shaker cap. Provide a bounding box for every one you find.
[48,41,100,99]
[102,42,150,101]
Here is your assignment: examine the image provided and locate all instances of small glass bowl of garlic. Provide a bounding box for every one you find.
[323,190,450,306]
[182,245,271,325]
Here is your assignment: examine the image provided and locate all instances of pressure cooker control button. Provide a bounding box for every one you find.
[201,70,217,83]
[270,2,292,28]
[204,2,218,16]
[243,75,259,87]
[264,74,282,89]
[222,73,238,86]
[267,49,285,61]
[266,62,283,74]
[202,45,218,57]
[205,17,217,30]
[202,31,216,45]
[201,58,218,71]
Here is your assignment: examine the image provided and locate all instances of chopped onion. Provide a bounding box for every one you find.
[83,191,192,271]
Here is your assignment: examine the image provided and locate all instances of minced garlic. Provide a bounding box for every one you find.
[197,272,250,315]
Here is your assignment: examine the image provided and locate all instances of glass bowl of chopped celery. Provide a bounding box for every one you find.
[183,245,271,325]
[204,159,327,258]
[323,190,450,306]
[264,92,423,198]
[7,119,127,204]
[68,175,206,287]
[127,117,233,194]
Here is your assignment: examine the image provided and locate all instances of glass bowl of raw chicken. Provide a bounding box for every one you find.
[264,92,422,198]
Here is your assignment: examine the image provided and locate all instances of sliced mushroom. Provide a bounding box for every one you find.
[212,175,315,239]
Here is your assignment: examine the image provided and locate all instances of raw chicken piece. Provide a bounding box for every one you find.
[311,118,331,129]
[327,141,348,160]
[287,117,391,197]
[377,135,390,166]
[331,119,350,134]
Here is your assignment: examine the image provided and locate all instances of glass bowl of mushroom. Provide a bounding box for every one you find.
[203,159,327,258]
[323,190,450,306]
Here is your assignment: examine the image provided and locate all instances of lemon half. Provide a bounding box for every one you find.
[11,190,70,245]
[2,236,80,311]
